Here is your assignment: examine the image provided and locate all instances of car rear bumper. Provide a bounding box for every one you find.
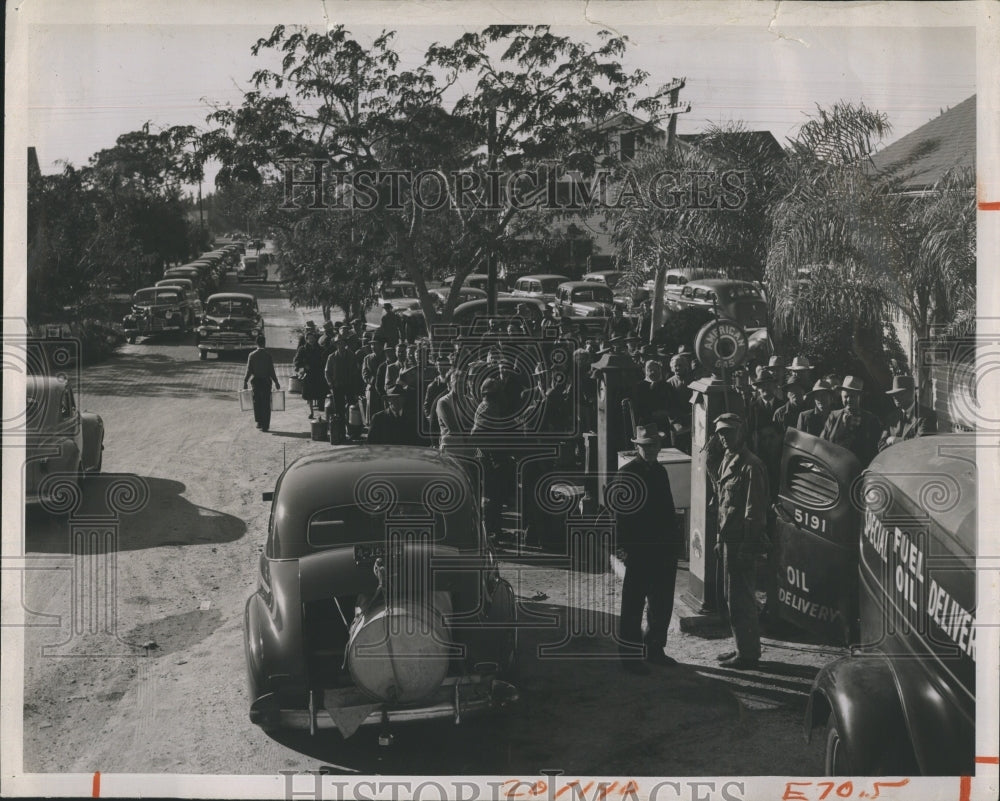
[251,674,518,735]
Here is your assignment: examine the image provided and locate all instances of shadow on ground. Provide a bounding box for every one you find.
[24,473,246,553]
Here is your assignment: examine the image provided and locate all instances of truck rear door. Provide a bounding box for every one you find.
[774,429,863,644]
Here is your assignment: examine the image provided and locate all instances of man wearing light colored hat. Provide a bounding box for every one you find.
[664,353,693,454]
[709,412,768,669]
[609,422,683,672]
[821,376,881,464]
[879,375,937,451]
[787,356,813,388]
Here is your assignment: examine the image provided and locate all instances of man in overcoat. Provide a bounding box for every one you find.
[609,423,683,673]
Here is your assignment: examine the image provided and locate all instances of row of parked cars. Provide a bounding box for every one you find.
[366,268,770,343]
[121,241,267,359]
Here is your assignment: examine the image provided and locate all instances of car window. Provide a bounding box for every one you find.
[206,299,253,316]
[681,286,693,299]
[59,389,74,420]
[307,502,478,550]
[382,285,417,299]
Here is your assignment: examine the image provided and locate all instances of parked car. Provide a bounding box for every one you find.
[165,265,211,299]
[364,281,423,330]
[24,376,104,506]
[552,281,616,333]
[244,447,518,737]
[196,292,265,359]
[795,434,976,776]
[665,278,768,332]
[441,273,508,293]
[123,286,191,343]
[581,270,623,290]
[155,278,203,323]
[237,253,271,283]
[399,287,489,340]
[451,296,548,335]
[510,274,570,305]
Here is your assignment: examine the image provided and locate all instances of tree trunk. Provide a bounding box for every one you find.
[650,259,666,344]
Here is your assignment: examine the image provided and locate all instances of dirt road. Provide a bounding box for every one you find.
[17,271,833,777]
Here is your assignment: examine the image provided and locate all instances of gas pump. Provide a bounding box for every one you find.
[590,343,642,504]
[683,320,748,614]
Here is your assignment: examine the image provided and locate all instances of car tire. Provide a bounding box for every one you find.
[824,722,850,776]
[127,334,136,345]
[199,349,208,361]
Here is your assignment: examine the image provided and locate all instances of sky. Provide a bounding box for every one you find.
[26,18,977,191]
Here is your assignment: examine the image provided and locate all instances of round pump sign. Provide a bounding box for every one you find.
[695,319,748,372]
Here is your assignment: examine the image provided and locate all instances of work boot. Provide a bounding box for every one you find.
[719,654,759,670]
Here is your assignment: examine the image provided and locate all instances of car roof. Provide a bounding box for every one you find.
[270,446,476,558]
[684,279,757,291]
[25,375,71,429]
[156,278,193,287]
[453,297,547,314]
[583,270,622,278]
[206,292,256,302]
[518,274,570,282]
[866,435,976,555]
[382,280,415,287]
[559,281,612,290]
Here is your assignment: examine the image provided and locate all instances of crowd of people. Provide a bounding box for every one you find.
[243,305,940,674]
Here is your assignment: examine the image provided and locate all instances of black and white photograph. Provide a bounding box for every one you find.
[4,1,998,799]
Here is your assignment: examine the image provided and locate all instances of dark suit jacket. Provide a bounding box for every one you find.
[821,407,882,465]
[797,407,830,437]
[367,409,421,446]
[879,403,937,451]
[607,456,682,561]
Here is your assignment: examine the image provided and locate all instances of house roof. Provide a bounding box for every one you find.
[677,130,786,161]
[869,95,975,191]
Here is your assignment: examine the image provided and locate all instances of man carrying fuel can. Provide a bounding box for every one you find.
[243,335,280,432]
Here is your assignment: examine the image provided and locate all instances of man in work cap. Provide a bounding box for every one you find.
[709,412,768,670]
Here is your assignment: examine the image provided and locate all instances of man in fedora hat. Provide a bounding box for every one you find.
[632,359,671,433]
[821,376,881,464]
[879,375,936,451]
[709,412,769,669]
[377,302,403,347]
[608,422,683,672]
[773,378,809,434]
[472,377,516,538]
[747,368,783,497]
[606,305,631,340]
[787,355,813,388]
[664,353,694,454]
[767,355,788,402]
[423,353,452,442]
[366,385,420,445]
[798,379,835,436]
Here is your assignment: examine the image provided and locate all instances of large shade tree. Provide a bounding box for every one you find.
[201,24,665,333]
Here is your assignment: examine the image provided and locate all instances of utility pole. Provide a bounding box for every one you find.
[486,105,498,316]
[656,77,691,150]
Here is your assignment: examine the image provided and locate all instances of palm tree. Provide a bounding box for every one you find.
[611,121,784,338]
[768,101,975,390]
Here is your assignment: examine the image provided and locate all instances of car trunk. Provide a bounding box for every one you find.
[297,543,486,688]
